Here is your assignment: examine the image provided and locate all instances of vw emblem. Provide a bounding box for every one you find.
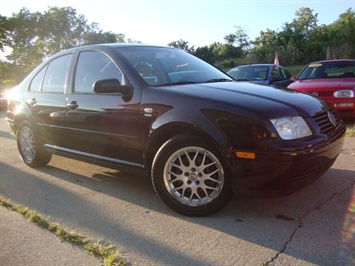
[327,111,337,127]
[312,92,319,96]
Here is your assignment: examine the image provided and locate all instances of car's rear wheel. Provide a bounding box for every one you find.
[151,134,232,216]
[17,121,52,167]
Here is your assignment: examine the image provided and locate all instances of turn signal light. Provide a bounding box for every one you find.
[236,152,256,159]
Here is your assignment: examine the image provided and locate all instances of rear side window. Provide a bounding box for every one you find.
[30,66,46,91]
[228,66,269,81]
[30,54,73,93]
[281,68,292,79]
[271,68,284,80]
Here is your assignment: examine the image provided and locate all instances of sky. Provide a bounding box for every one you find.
[0,0,354,48]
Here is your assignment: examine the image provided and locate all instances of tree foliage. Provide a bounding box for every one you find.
[0,6,354,89]
[0,6,130,86]
[249,7,355,66]
[224,26,250,51]
[170,8,354,70]
[167,39,195,53]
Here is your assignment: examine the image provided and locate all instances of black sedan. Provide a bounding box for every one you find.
[227,64,293,88]
[6,44,346,216]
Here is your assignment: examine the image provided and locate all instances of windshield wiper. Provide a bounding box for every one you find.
[205,78,233,83]
[158,81,198,87]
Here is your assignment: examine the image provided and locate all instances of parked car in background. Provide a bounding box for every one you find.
[288,59,355,118]
[227,64,292,88]
[6,44,346,216]
[0,88,9,110]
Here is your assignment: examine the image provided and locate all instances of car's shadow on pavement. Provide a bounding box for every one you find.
[1,115,354,265]
[2,151,353,266]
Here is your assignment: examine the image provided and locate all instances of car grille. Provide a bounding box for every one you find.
[315,91,333,97]
[313,109,341,135]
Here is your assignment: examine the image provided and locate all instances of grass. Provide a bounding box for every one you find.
[346,126,355,137]
[284,65,305,76]
[0,196,125,266]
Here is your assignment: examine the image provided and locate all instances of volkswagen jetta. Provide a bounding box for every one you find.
[7,44,346,216]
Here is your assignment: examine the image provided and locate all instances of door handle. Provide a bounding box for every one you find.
[67,101,79,110]
[28,98,37,106]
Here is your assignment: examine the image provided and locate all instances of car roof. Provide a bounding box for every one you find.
[308,59,355,64]
[84,43,168,48]
[51,43,173,56]
[229,64,284,70]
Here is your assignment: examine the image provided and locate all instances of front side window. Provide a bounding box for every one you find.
[74,51,123,93]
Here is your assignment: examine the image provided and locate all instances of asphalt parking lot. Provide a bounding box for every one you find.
[0,111,354,265]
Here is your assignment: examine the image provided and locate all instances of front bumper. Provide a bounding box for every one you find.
[229,132,345,197]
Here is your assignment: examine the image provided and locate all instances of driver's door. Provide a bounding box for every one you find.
[65,50,142,165]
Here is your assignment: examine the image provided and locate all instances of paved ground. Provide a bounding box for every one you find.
[0,207,102,265]
[0,111,354,266]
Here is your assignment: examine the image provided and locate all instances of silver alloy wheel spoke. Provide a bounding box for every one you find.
[20,127,36,162]
[163,147,224,207]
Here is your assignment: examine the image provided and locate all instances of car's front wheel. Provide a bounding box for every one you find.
[17,121,52,168]
[151,135,232,216]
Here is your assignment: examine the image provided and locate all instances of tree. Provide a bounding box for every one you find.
[212,44,243,69]
[84,31,125,44]
[252,28,279,63]
[0,6,132,88]
[167,39,195,53]
[0,15,8,51]
[293,7,318,37]
[38,7,92,55]
[223,26,250,51]
[327,8,355,58]
[3,7,131,65]
[284,7,319,63]
[194,45,216,64]
[4,8,42,67]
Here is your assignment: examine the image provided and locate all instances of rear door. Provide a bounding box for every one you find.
[271,67,292,88]
[24,53,73,146]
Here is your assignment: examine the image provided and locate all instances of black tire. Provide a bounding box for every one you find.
[16,121,52,167]
[151,134,233,216]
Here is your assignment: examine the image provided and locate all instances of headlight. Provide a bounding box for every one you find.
[271,116,312,140]
[333,90,354,98]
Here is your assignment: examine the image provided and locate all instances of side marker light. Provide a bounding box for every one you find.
[236,152,256,159]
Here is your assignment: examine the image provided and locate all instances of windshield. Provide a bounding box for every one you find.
[298,61,355,80]
[115,46,231,86]
[227,65,269,81]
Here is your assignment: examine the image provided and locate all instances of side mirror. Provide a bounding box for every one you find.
[290,76,296,83]
[93,79,133,97]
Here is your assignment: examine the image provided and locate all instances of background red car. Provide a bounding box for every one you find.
[288,59,355,118]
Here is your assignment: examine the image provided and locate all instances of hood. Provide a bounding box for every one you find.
[288,78,355,92]
[249,80,270,85]
[159,81,328,119]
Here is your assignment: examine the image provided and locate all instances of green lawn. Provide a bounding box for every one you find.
[285,65,305,77]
